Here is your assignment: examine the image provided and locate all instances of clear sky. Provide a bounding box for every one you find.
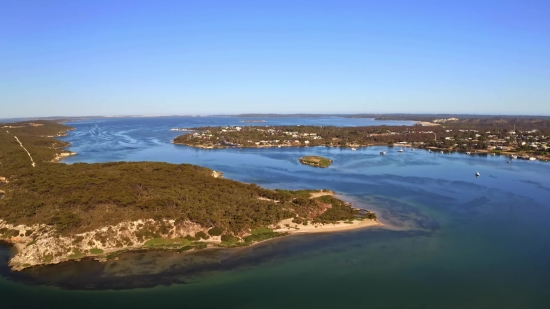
[1,0,549,118]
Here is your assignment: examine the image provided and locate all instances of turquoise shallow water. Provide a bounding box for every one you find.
[1,117,549,308]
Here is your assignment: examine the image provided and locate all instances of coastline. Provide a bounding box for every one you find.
[51,151,77,162]
[1,189,382,271]
[275,217,381,235]
[1,216,382,271]
[174,141,550,162]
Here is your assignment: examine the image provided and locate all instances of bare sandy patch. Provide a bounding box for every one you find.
[309,190,334,199]
[274,218,381,235]
[416,121,440,126]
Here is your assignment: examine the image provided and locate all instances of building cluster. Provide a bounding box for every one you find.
[176,125,549,160]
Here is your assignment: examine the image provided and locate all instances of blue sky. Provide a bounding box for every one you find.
[1,0,549,118]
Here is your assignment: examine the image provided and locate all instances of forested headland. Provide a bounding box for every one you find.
[0,120,375,269]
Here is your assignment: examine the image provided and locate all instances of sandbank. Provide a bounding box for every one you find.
[274,218,381,235]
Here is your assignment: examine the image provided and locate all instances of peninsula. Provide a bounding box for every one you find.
[0,121,378,271]
[173,124,550,161]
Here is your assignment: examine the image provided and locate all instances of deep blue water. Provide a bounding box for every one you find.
[1,116,549,309]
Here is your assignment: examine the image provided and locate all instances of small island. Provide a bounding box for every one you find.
[299,156,332,168]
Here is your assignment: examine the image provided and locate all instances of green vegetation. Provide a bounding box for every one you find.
[299,156,332,168]
[48,212,82,233]
[141,237,211,252]
[219,234,241,246]
[0,121,375,251]
[26,240,37,247]
[0,228,19,238]
[243,227,286,244]
[250,227,273,235]
[207,227,223,236]
[143,237,192,248]
[195,231,209,239]
[67,248,85,259]
[89,248,104,255]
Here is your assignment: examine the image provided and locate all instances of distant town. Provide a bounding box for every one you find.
[173,120,550,161]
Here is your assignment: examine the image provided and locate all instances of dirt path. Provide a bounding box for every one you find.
[7,130,35,167]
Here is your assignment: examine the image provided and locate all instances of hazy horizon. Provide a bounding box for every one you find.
[0,112,550,121]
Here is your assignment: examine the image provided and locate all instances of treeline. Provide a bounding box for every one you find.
[368,115,550,131]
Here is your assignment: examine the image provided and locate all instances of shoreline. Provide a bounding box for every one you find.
[174,142,550,161]
[2,216,382,271]
[275,218,381,235]
[2,190,383,271]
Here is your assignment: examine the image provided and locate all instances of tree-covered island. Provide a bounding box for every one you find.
[0,121,377,270]
[299,156,332,168]
[173,124,550,160]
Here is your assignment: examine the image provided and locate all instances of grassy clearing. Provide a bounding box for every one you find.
[143,237,193,248]
[244,227,287,244]
[89,248,104,254]
[68,248,86,259]
[251,227,273,235]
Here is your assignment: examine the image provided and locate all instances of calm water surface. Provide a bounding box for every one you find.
[1,117,549,308]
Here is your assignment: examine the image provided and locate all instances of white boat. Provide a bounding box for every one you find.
[351,147,357,151]
[529,157,537,161]
[398,148,404,153]
[440,151,444,154]
[475,171,480,177]
[380,151,386,155]
[466,152,471,155]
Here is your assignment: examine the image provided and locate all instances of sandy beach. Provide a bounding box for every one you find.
[274,217,382,235]
[271,190,383,234]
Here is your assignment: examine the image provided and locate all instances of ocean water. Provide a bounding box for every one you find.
[1,116,549,309]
